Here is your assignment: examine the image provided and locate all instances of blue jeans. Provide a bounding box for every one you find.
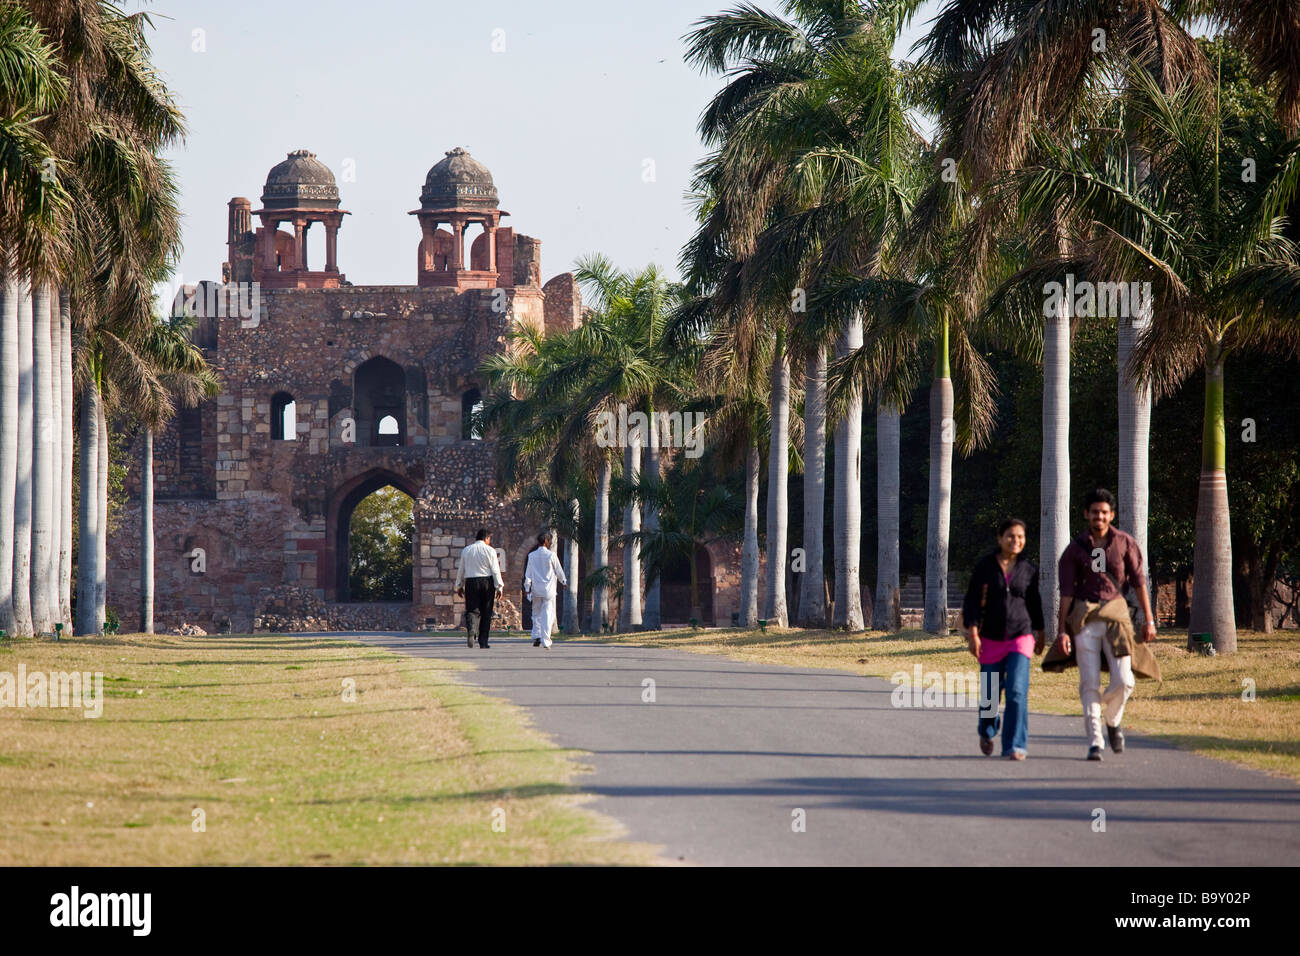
[979,652,1030,755]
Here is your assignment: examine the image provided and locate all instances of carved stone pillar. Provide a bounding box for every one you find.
[325,220,338,272]
[451,219,464,271]
[263,218,279,272]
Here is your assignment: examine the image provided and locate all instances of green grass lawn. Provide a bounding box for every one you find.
[591,625,1300,782]
[0,632,660,865]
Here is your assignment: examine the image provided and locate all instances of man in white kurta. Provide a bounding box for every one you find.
[524,533,567,648]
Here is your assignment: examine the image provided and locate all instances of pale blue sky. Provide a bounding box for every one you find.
[146,0,941,293]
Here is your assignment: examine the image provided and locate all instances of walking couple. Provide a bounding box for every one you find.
[455,528,566,649]
[961,488,1160,762]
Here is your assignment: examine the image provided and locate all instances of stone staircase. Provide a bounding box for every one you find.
[897,574,963,630]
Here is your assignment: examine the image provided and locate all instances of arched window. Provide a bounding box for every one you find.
[462,388,483,440]
[271,392,296,441]
[354,356,406,447]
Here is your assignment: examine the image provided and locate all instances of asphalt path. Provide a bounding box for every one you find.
[352,631,1300,866]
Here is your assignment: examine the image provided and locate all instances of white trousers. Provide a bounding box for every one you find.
[530,594,556,646]
[1076,619,1135,748]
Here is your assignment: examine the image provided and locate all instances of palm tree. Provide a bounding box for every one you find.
[481,274,692,634]
[567,257,688,632]
[0,4,70,637]
[12,279,33,636]
[873,398,901,629]
[986,67,1300,653]
[684,0,920,633]
[916,0,1300,642]
[765,326,791,625]
[797,344,827,626]
[129,309,217,633]
[58,288,72,625]
[30,282,53,633]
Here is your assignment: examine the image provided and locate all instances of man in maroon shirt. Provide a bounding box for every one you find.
[1057,488,1157,761]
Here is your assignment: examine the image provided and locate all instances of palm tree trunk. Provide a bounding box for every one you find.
[833,314,865,630]
[591,455,611,632]
[797,347,826,627]
[76,381,100,635]
[140,426,154,634]
[563,497,580,633]
[95,387,109,632]
[12,278,34,637]
[924,323,953,635]
[30,283,54,634]
[619,437,642,631]
[1189,345,1236,653]
[47,284,63,631]
[0,275,18,636]
[1117,312,1152,603]
[872,401,901,631]
[1040,285,1071,644]
[642,415,661,629]
[740,442,760,627]
[58,290,73,626]
[765,334,789,627]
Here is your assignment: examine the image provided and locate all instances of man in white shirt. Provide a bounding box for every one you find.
[455,528,504,648]
[524,531,567,648]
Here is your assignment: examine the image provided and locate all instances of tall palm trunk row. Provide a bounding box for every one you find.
[0,278,74,636]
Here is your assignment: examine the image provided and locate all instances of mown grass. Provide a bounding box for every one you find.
[592,625,1300,781]
[0,633,660,865]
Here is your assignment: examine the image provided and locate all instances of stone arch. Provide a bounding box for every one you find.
[271,391,295,441]
[461,387,483,440]
[328,467,421,602]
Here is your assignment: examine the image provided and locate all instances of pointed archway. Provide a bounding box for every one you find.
[328,468,421,602]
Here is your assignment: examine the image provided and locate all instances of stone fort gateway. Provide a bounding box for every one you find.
[106,148,744,633]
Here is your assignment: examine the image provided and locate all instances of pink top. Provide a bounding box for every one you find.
[977,569,1036,663]
[979,633,1036,664]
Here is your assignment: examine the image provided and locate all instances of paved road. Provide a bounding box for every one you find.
[354,632,1300,866]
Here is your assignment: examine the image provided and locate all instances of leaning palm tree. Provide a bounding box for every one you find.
[986,69,1300,653]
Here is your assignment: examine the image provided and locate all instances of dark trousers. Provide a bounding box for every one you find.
[465,577,495,647]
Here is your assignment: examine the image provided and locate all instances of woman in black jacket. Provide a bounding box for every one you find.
[961,518,1045,760]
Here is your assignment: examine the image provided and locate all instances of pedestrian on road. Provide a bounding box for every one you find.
[961,518,1045,760]
[455,528,504,649]
[524,531,566,648]
[1043,488,1161,761]
[521,540,540,633]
